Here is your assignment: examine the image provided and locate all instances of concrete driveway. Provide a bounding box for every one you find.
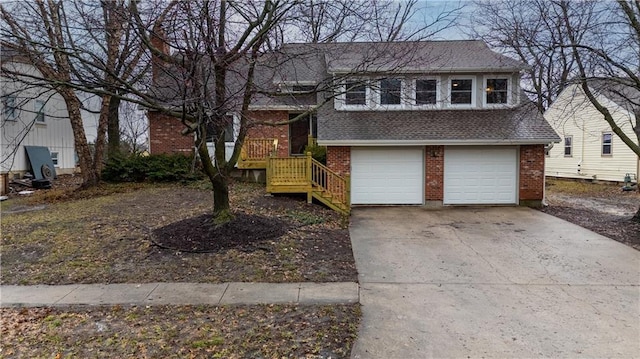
[349,207,640,358]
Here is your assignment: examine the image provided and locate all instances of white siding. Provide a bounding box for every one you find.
[544,84,639,182]
[1,61,77,175]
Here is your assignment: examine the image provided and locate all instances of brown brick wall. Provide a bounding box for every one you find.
[519,144,545,201]
[247,110,289,157]
[425,145,444,201]
[326,146,351,176]
[148,112,194,155]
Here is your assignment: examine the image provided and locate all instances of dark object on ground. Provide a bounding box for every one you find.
[31,179,51,189]
[24,146,57,180]
[152,213,289,253]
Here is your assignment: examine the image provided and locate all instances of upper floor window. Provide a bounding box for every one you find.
[379,78,401,105]
[450,78,473,105]
[3,95,18,121]
[345,81,367,105]
[35,99,46,123]
[564,136,572,157]
[602,132,612,156]
[485,78,508,104]
[415,79,437,105]
[289,84,316,93]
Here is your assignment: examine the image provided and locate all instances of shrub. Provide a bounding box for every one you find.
[303,143,327,165]
[102,154,202,183]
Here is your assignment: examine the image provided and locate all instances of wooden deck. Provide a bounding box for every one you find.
[240,138,350,215]
[237,138,278,169]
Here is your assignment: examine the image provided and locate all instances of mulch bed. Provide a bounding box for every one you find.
[151,213,289,253]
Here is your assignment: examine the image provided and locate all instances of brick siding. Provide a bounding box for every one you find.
[425,145,444,201]
[519,144,545,201]
[326,146,351,176]
[148,112,193,155]
[246,110,289,157]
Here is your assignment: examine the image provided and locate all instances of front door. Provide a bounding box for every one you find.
[289,113,316,155]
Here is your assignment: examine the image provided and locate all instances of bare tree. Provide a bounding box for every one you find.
[470,0,600,113]
[559,0,640,221]
[0,0,152,186]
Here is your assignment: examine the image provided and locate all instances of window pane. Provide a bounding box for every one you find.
[416,79,437,105]
[51,152,59,166]
[602,133,612,155]
[345,81,366,105]
[564,136,572,156]
[35,100,45,122]
[451,79,472,104]
[486,79,508,104]
[380,78,401,105]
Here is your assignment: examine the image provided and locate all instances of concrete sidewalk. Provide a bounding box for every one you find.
[0,282,359,307]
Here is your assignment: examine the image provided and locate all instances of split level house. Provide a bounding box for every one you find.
[545,80,639,183]
[147,40,560,213]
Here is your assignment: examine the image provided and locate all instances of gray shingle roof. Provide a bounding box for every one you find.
[317,100,560,144]
[289,40,527,73]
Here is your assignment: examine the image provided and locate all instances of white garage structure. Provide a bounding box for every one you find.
[443,146,518,205]
[350,147,424,205]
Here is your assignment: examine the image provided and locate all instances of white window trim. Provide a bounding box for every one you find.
[448,76,476,108]
[374,78,406,109]
[35,99,46,124]
[482,76,512,107]
[336,79,371,110]
[564,135,573,157]
[412,77,441,109]
[601,131,613,156]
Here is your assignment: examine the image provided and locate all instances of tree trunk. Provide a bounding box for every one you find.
[61,89,99,187]
[197,133,234,226]
[633,206,640,223]
[107,95,121,158]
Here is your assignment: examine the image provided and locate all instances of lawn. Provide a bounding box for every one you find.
[1,180,356,285]
[1,179,360,358]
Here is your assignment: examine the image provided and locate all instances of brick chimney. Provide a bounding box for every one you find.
[150,23,170,81]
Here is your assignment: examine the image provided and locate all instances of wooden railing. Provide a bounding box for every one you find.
[238,138,277,169]
[311,159,349,207]
[265,152,349,215]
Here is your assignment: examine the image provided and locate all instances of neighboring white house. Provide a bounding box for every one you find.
[1,49,100,183]
[545,82,639,183]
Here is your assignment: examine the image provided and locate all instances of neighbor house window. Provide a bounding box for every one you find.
[51,152,59,167]
[450,78,473,105]
[3,95,18,121]
[602,132,612,156]
[345,81,367,105]
[379,78,401,105]
[415,79,437,105]
[35,99,46,123]
[485,78,508,104]
[564,136,572,157]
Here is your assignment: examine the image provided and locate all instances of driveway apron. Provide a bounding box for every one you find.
[349,207,640,358]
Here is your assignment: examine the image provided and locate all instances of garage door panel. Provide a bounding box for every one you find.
[444,147,517,205]
[351,147,423,205]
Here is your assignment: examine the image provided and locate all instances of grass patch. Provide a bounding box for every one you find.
[1,305,360,359]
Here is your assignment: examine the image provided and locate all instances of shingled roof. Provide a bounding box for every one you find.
[317,99,560,145]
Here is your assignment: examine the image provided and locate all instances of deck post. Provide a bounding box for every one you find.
[345,174,351,207]
[306,151,313,203]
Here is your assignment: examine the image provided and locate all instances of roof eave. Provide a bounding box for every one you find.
[317,138,560,146]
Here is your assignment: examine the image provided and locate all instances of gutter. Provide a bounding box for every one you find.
[317,139,562,146]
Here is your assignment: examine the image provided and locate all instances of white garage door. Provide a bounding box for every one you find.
[351,147,423,205]
[444,146,517,204]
